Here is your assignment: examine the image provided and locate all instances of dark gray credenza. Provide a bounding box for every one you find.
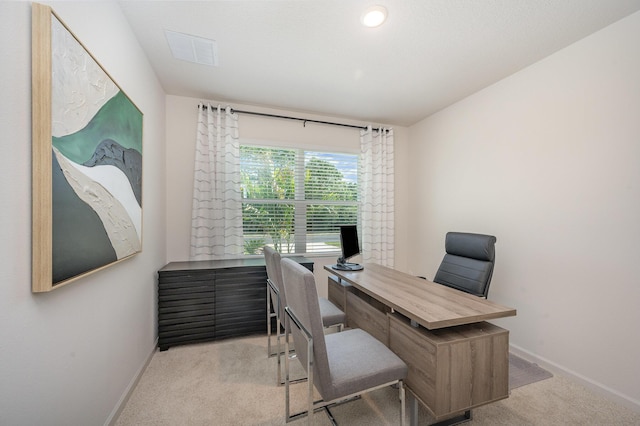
[158,257,313,351]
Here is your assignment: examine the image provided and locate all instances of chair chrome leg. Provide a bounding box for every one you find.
[279,345,307,386]
[286,383,395,424]
[276,314,282,385]
[407,387,471,426]
[266,284,273,357]
[399,380,406,426]
[306,336,314,426]
[284,316,291,422]
[267,280,282,359]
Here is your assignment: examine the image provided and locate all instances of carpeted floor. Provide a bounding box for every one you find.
[115,335,640,425]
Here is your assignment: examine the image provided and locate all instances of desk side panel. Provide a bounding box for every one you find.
[389,315,509,420]
[388,314,439,411]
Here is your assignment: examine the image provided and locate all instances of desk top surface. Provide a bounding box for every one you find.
[325,263,516,329]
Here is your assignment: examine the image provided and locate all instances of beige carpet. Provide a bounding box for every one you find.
[115,335,640,425]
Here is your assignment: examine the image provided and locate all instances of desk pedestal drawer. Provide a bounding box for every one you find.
[389,314,509,421]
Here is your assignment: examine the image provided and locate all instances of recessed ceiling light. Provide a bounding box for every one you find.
[361,5,387,28]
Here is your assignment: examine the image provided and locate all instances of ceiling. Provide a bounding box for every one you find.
[118,0,640,127]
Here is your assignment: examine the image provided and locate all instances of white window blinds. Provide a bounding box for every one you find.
[240,145,359,255]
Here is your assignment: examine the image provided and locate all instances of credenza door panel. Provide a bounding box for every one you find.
[214,266,266,339]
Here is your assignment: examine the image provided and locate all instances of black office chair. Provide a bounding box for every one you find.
[433,232,497,298]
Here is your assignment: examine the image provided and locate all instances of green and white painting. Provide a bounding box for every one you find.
[49,14,143,285]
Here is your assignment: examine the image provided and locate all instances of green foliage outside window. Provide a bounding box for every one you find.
[240,145,358,255]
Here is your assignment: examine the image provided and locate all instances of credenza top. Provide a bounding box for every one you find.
[325,263,516,329]
[160,256,313,272]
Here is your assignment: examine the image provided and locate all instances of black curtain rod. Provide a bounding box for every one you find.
[200,104,386,132]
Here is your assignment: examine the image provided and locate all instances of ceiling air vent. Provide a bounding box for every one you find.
[165,29,219,67]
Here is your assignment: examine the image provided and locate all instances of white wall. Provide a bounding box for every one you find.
[403,11,640,409]
[166,95,409,296]
[0,2,166,425]
[6,1,636,422]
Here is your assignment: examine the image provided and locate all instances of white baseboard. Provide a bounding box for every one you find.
[509,343,640,414]
[105,338,158,426]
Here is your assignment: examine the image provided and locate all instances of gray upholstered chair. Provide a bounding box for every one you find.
[281,258,407,425]
[433,232,497,298]
[264,247,345,385]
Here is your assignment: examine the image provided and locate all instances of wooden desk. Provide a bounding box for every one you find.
[325,263,515,329]
[325,263,516,424]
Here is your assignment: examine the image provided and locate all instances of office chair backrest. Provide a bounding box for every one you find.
[433,232,497,298]
[264,246,286,318]
[280,258,331,398]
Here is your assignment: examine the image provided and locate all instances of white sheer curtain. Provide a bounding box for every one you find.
[359,126,395,267]
[190,104,243,260]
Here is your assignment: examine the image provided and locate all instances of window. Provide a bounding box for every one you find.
[240,145,359,256]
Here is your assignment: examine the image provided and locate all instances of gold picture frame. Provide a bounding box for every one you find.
[32,3,143,292]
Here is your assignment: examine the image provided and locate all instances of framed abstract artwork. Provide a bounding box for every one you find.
[32,4,143,292]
